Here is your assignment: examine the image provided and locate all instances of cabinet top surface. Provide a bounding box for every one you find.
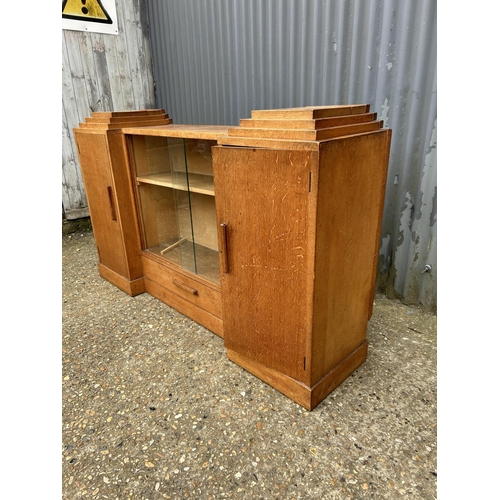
[121,124,230,140]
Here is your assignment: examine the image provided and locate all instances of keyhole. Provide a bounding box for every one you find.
[81,0,88,15]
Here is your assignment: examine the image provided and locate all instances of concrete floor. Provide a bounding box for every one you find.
[62,230,437,499]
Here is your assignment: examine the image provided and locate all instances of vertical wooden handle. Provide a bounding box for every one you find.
[218,223,229,273]
[106,185,117,221]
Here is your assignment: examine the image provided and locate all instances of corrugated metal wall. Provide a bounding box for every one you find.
[145,0,437,309]
[62,0,156,220]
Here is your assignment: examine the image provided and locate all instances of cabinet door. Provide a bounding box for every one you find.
[75,131,129,278]
[213,147,316,383]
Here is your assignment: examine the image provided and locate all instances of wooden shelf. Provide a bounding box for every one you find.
[137,172,215,196]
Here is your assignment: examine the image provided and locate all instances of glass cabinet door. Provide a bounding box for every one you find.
[131,135,220,285]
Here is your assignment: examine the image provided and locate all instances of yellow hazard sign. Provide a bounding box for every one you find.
[62,0,118,35]
[62,0,112,25]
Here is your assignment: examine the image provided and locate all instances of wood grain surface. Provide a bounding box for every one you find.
[213,147,318,384]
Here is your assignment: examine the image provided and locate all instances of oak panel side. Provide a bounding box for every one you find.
[107,130,144,280]
[311,131,391,383]
[74,130,129,278]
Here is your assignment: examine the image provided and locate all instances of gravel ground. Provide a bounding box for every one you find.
[62,230,437,499]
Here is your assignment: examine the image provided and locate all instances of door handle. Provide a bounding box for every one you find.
[106,185,117,221]
[218,223,229,273]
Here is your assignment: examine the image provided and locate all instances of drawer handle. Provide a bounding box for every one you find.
[173,279,198,295]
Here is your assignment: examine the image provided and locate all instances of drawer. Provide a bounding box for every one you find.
[141,254,222,319]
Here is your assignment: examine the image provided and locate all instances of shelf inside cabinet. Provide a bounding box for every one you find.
[137,172,215,196]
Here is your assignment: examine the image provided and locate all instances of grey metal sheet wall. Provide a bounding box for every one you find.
[145,0,437,308]
[62,0,156,220]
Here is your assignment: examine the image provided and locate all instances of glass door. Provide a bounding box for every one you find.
[183,139,220,284]
[131,135,220,285]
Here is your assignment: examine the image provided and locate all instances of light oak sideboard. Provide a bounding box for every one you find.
[74,105,391,410]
